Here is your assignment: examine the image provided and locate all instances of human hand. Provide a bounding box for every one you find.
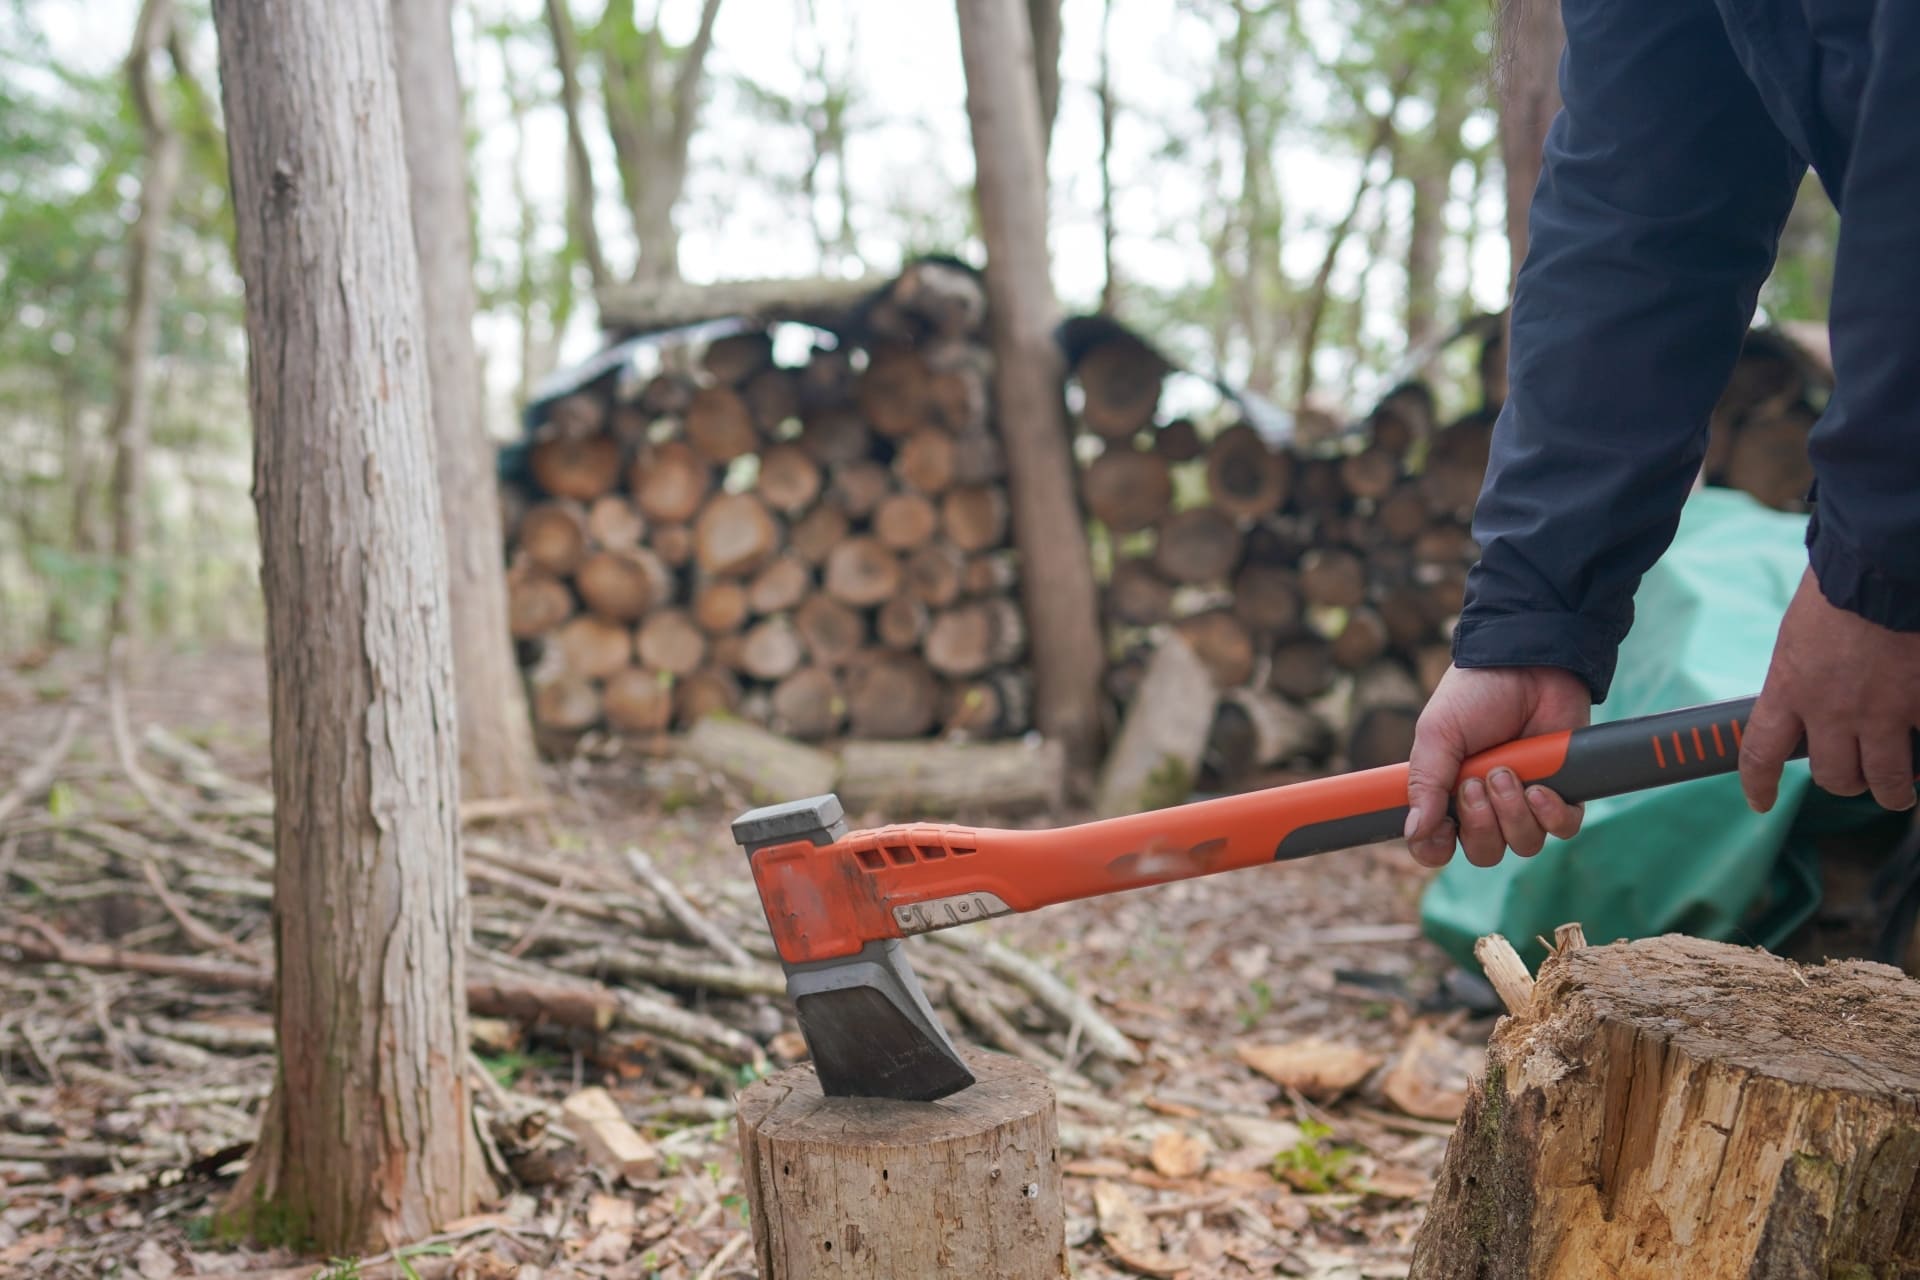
[1405,665,1592,868]
[1741,568,1920,814]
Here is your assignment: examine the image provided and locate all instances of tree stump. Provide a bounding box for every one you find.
[737,1051,1067,1279]
[1412,934,1920,1279]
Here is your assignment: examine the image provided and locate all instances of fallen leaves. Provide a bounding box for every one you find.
[1235,1037,1383,1100]
[1093,1180,1191,1278]
[1381,1025,1485,1122]
[1149,1130,1210,1180]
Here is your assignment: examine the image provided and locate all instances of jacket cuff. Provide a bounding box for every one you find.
[1807,509,1920,632]
[1450,610,1623,702]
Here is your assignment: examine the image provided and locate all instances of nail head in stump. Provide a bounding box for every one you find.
[736,1050,1067,1279]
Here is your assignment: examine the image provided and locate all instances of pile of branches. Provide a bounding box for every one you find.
[0,682,1139,1200]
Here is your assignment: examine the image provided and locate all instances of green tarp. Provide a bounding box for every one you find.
[1420,486,1886,971]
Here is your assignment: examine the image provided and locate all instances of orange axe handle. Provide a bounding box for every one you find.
[749,697,1771,966]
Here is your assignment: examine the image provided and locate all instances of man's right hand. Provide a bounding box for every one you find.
[1404,665,1593,868]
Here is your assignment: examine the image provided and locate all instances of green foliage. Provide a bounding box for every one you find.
[1270,1118,1362,1193]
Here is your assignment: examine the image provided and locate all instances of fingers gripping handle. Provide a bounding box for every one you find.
[1272,697,1767,861]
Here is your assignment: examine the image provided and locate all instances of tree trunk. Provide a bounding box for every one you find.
[1413,934,1920,1277]
[393,0,544,804]
[541,0,608,289]
[1027,0,1061,161]
[104,0,185,660]
[955,0,1105,773]
[1096,0,1118,314]
[1497,0,1566,284]
[211,0,487,1251]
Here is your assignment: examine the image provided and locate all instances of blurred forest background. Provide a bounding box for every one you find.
[0,0,1839,657]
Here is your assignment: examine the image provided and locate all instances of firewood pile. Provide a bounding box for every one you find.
[502,260,1031,747]
[1077,320,1831,794]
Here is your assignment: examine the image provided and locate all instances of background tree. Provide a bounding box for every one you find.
[209,0,487,1251]
[1495,0,1564,280]
[393,0,545,804]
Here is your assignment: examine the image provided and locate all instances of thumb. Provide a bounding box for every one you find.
[1406,710,1465,862]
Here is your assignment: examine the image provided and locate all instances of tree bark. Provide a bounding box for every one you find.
[541,0,609,289]
[210,0,488,1250]
[955,0,1105,773]
[1027,0,1061,161]
[393,0,544,804]
[1497,0,1566,284]
[104,0,185,659]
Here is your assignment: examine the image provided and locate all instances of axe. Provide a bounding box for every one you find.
[732,694,1786,1102]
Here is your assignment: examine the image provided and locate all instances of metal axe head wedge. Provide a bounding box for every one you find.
[732,794,975,1102]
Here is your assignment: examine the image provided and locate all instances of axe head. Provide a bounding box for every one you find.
[733,794,976,1102]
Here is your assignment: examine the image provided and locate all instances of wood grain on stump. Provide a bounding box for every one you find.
[1412,935,1920,1279]
[737,1051,1067,1280]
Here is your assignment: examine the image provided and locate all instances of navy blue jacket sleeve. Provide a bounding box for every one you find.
[1452,0,1803,701]
[1804,4,1920,630]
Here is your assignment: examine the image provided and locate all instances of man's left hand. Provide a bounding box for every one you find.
[1741,567,1920,814]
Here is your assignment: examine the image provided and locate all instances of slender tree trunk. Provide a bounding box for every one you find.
[104,0,185,661]
[1027,0,1061,160]
[542,0,609,290]
[47,387,99,646]
[393,0,544,804]
[210,0,487,1252]
[1228,0,1282,394]
[955,0,1105,773]
[1096,0,1119,314]
[1497,0,1565,286]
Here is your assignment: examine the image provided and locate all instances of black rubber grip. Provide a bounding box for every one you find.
[1535,696,1761,803]
[1274,807,1409,862]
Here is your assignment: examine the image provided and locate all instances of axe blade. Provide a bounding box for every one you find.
[734,795,976,1102]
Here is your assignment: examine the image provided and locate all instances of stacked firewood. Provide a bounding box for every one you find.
[502,262,1033,745]
[1082,321,1833,792]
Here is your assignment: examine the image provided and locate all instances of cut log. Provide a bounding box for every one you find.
[694,492,780,577]
[1330,606,1390,671]
[757,444,823,515]
[829,460,893,519]
[1419,413,1495,520]
[1376,584,1433,654]
[1299,548,1368,610]
[702,331,773,385]
[1412,935,1920,1279]
[1415,645,1453,696]
[575,549,657,623]
[651,522,695,567]
[686,386,759,463]
[1153,417,1203,463]
[925,600,1025,678]
[1154,508,1243,585]
[518,501,590,576]
[896,428,957,495]
[839,739,1066,817]
[529,432,621,501]
[876,597,930,651]
[737,1052,1066,1280]
[1105,558,1175,627]
[1413,523,1478,567]
[1095,632,1215,816]
[1231,564,1302,635]
[889,257,988,336]
[738,617,805,682]
[1377,484,1430,544]
[553,615,634,680]
[943,671,1032,739]
[1076,335,1165,440]
[561,1086,661,1181]
[768,667,846,742]
[1173,609,1256,688]
[874,491,940,550]
[1368,383,1435,457]
[857,345,935,437]
[692,580,751,635]
[824,538,902,608]
[530,674,602,733]
[1291,457,1348,518]
[674,667,741,725]
[844,652,940,739]
[799,346,852,403]
[631,442,711,525]
[1725,405,1816,511]
[1346,659,1424,770]
[789,503,851,566]
[941,485,1010,553]
[585,494,645,550]
[1205,424,1289,519]
[1083,445,1173,534]
[793,595,865,668]
[948,427,1007,485]
[1268,638,1337,701]
[1339,447,1400,502]
[603,667,675,734]
[747,556,813,615]
[543,391,607,438]
[928,365,990,434]
[1206,688,1333,783]
[902,542,965,609]
[962,553,1018,598]
[507,571,573,640]
[743,367,800,432]
[797,405,873,467]
[640,371,696,416]
[635,609,707,677]
[680,715,837,803]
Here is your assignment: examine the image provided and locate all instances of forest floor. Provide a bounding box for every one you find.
[1,645,1495,1279]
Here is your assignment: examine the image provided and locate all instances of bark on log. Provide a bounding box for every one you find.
[738,617,806,682]
[757,443,823,515]
[789,503,852,566]
[747,556,812,615]
[631,442,711,525]
[825,538,903,607]
[694,492,780,577]
[1412,935,1920,1279]
[635,609,707,676]
[1075,336,1165,440]
[738,1053,1067,1280]
[1173,609,1256,688]
[1205,424,1289,519]
[768,667,846,742]
[518,502,589,576]
[1082,446,1173,534]
[875,491,940,551]
[507,572,573,639]
[1154,508,1243,585]
[845,652,940,739]
[575,548,659,622]
[794,595,865,668]
[680,715,837,803]
[941,485,1010,553]
[603,666,675,733]
[1105,558,1175,627]
[838,738,1066,817]
[553,615,634,679]
[1095,631,1213,817]
[897,428,957,495]
[529,432,620,501]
